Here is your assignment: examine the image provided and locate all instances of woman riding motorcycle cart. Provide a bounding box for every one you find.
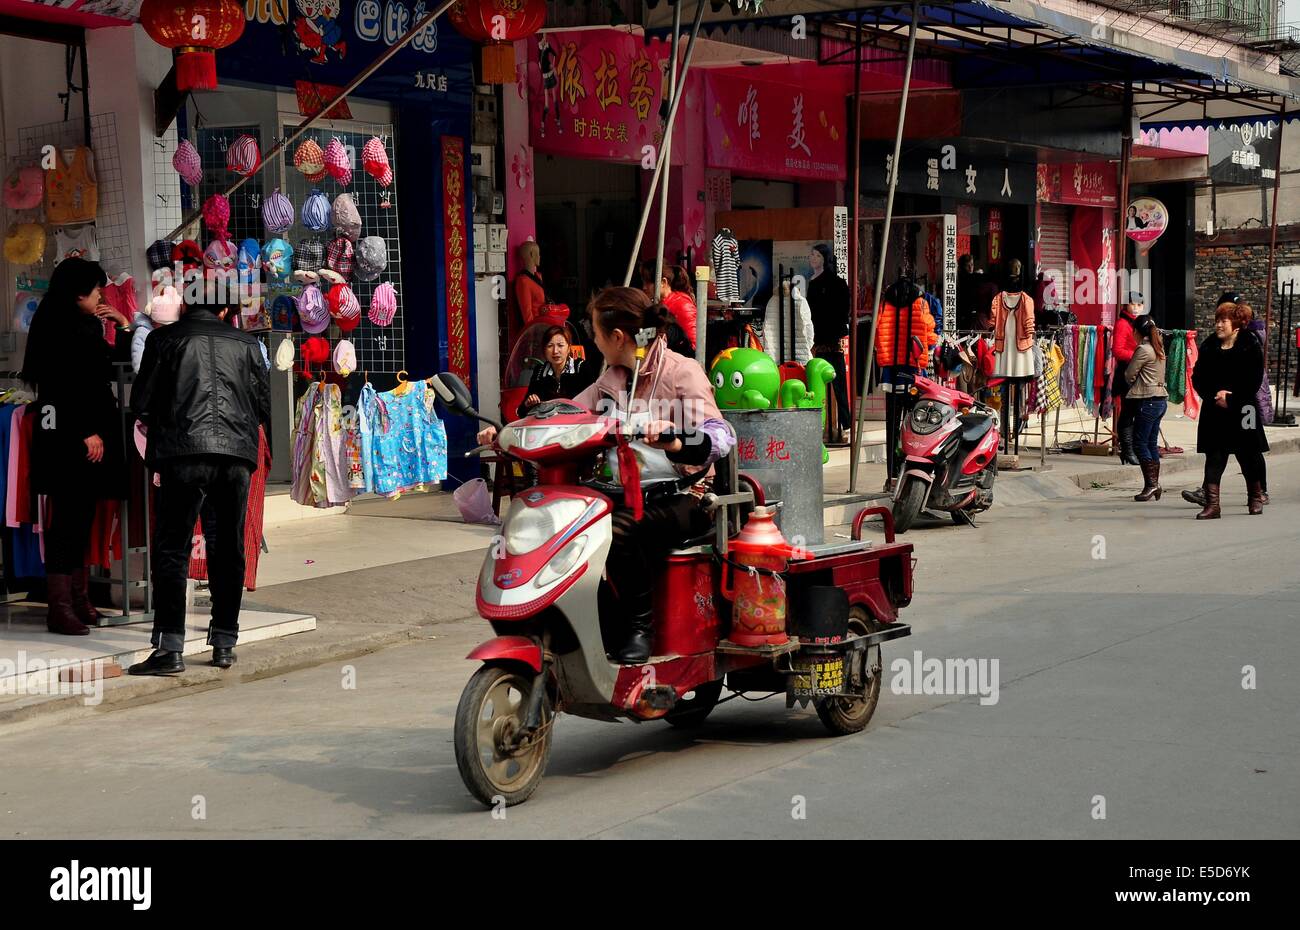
[446,288,915,807]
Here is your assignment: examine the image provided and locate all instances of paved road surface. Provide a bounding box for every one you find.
[2,457,1296,839]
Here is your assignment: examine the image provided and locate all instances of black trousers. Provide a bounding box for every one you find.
[815,348,851,435]
[607,493,711,622]
[44,490,98,575]
[151,455,253,652]
[1203,449,1265,489]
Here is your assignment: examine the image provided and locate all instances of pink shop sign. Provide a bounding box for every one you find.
[704,72,847,182]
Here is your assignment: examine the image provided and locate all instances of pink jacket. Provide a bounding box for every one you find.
[572,338,733,478]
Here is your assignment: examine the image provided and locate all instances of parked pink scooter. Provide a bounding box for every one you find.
[891,373,1000,532]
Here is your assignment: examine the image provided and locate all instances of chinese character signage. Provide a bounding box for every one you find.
[942,213,957,333]
[705,72,846,182]
[442,135,472,385]
[988,208,1002,265]
[861,143,1034,204]
[1209,121,1280,187]
[526,30,672,162]
[1125,197,1168,256]
[1036,161,1117,207]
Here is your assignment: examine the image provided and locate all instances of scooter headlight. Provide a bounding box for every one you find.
[534,536,588,588]
[501,498,591,555]
[910,401,951,434]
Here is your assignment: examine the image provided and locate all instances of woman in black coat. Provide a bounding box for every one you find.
[1190,301,1267,519]
[517,325,593,418]
[21,258,130,634]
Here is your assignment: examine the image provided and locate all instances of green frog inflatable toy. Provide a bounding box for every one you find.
[709,348,836,462]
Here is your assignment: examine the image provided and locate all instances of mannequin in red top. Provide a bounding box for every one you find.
[513,240,547,332]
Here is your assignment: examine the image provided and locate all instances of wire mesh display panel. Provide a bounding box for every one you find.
[277,120,405,375]
[8,113,133,283]
[194,125,267,245]
[149,124,184,243]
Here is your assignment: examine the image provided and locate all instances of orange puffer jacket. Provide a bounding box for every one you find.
[875,297,938,368]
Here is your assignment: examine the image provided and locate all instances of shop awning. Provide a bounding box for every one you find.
[0,0,139,30]
[644,1,1300,125]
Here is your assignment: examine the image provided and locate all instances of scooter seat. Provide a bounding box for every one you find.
[959,414,993,444]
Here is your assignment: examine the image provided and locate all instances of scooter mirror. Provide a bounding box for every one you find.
[430,373,473,414]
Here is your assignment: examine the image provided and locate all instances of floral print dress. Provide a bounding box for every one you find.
[360,380,448,496]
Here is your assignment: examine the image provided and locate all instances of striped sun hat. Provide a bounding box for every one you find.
[369,281,397,326]
[262,188,294,234]
[226,133,260,176]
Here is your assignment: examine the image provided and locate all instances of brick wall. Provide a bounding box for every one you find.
[1193,226,1300,338]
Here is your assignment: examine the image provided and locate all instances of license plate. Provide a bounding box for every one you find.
[791,656,845,697]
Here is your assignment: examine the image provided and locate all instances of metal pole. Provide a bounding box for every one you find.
[652,1,682,298]
[164,0,457,242]
[1112,80,1133,455]
[848,15,863,485]
[850,0,919,492]
[624,0,708,287]
[1263,99,1287,369]
[694,265,709,365]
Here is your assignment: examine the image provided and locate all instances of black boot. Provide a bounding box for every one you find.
[1118,422,1140,465]
[211,646,237,669]
[1195,484,1221,520]
[45,574,89,636]
[70,567,104,627]
[1134,461,1162,501]
[1247,481,1265,516]
[1182,484,1208,507]
[615,613,653,665]
[128,649,185,676]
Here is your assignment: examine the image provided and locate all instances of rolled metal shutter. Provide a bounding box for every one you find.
[1038,204,1071,311]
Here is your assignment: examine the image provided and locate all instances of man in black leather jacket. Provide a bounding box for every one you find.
[128,300,272,675]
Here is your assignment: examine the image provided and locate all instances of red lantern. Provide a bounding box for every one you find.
[449,0,546,84]
[139,0,246,93]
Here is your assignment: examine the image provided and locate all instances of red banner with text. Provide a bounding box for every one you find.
[1036,161,1118,208]
[442,135,471,386]
[703,71,847,182]
[525,31,672,162]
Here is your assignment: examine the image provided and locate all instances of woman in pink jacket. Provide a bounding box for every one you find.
[480,287,734,663]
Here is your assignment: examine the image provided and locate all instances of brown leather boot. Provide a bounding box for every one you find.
[1247,481,1264,515]
[1195,484,1221,520]
[1134,461,1162,501]
[70,566,104,626]
[45,574,89,636]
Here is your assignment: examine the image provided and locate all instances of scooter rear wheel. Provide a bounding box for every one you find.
[664,679,724,729]
[454,665,553,808]
[815,608,883,736]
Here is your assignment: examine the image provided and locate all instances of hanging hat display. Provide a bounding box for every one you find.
[332,193,361,242]
[332,339,357,377]
[203,238,238,272]
[237,238,261,283]
[149,284,183,324]
[262,188,294,233]
[3,166,45,210]
[3,223,46,265]
[299,335,331,376]
[323,137,352,186]
[147,239,175,271]
[369,281,397,326]
[274,336,296,371]
[293,138,327,181]
[271,295,299,331]
[226,133,261,176]
[302,189,332,231]
[202,193,231,239]
[327,282,361,322]
[297,284,330,334]
[13,290,40,332]
[261,237,294,282]
[172,139,203,186]
[172,239,204,271]
[361,137,393,188]
[325,234,354,279]
[355,236,387,281]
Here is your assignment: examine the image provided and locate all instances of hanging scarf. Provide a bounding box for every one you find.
[1183,330,1201,419]
[1060,324,1077,404]
[1165,329,1186,405]
[1081,326,1096,412]
[1098,326,1113,420]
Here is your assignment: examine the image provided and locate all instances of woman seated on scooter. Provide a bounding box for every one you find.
[479,287,734,663]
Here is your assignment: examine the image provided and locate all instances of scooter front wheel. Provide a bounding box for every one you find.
[891,476,928,534]
[454,665,553,808]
